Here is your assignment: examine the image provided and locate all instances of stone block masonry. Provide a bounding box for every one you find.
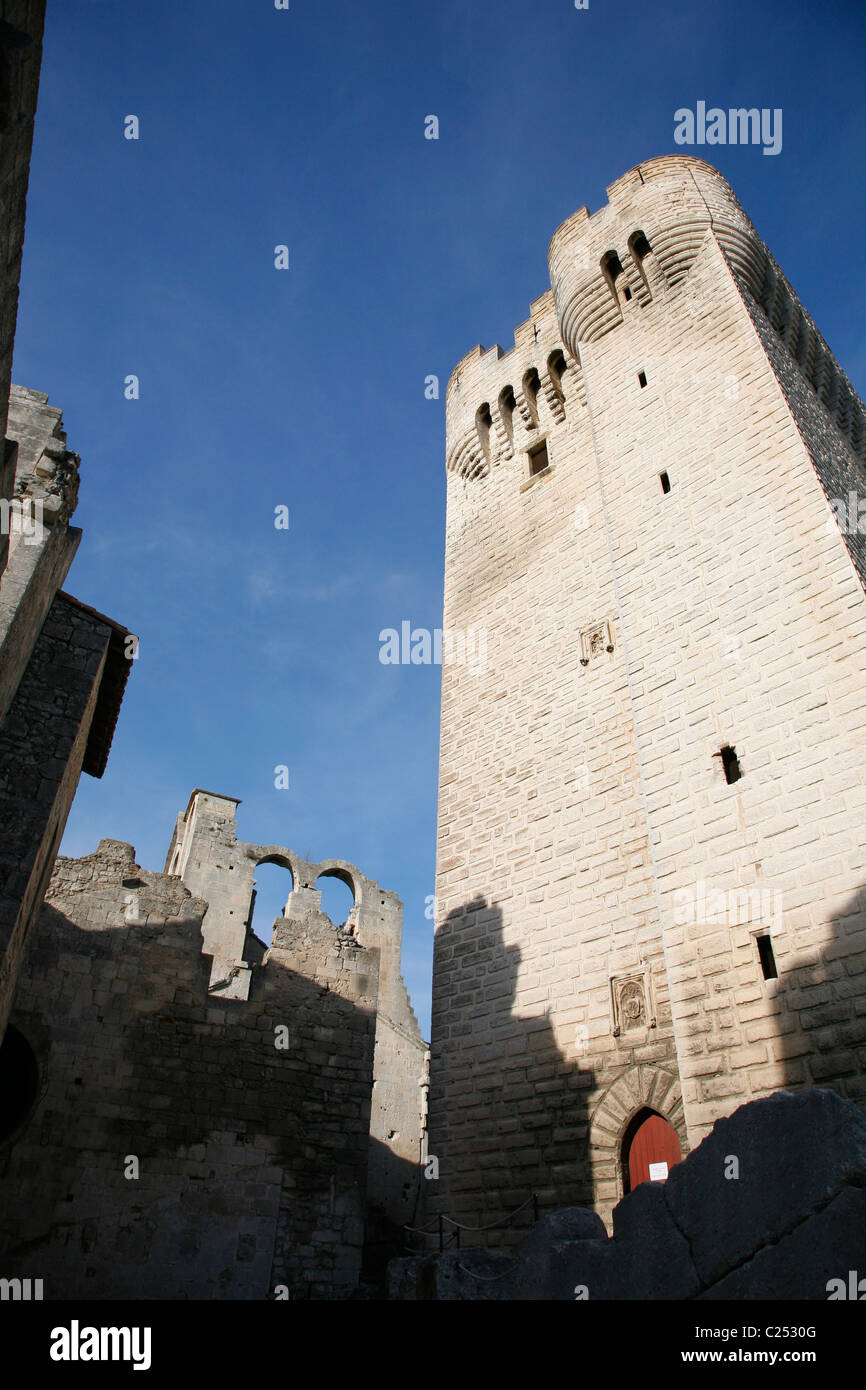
[429,154,866,1244]
[0,792,428,1298]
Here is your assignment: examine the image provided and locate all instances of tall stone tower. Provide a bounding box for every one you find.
[428,155,866,1241]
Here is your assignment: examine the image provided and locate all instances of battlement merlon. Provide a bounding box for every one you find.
[548,156,765,360]
[447,151,866,486]
[444,156,754,402]
[444,154,766,476]
[445,292,569,480]
[445,291,562,409]
[444,154,866,483]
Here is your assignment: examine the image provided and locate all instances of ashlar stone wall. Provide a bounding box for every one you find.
[429,155,866,1244]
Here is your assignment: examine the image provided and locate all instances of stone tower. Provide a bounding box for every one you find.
[428,155,866,1241]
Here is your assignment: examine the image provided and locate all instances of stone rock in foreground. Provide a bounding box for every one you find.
[389,1089,866,1299]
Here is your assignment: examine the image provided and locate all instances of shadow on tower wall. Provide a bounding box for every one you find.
[769,879,866,1104]
[0,887,383,1300]
[426,896,595,1252]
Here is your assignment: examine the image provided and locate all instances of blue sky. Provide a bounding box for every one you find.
[13,0,866,1035]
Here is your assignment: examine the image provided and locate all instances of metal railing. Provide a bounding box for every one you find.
[403,1193,539,1253]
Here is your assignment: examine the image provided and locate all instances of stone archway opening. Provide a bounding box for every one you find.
[317,870,355,928]
[250,859,295,945]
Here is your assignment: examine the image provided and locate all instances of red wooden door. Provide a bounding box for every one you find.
[625,1111,681,1191]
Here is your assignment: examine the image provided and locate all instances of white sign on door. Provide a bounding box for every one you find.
[648,1161,669,1181]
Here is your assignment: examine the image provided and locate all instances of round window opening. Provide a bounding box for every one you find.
[0,1026,39,1144]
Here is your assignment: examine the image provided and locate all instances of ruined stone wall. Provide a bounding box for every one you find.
[0,593,111,1040]
[0,383,83,728]
[0,388,82,720]
[0,384,133,1043]
[0,838,380,1299]
[0,3,45,442]
[346,883,427,1233]
[429,155,866,1243]
[167,790,428,1232]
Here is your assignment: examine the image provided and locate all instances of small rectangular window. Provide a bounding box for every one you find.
[757,934,778,980]
[719,746,741,784]
[529,441,549,476]
[638,370,648,388]
[660,471,671,494]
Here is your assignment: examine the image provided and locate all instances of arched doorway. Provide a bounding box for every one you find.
[622,1107,681,1193]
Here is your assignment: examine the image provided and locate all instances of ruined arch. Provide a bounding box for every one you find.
[242,848,300,938]
[315,860,361,927]
[314,860,359,898]
[252,846,303,882]
[255,850,296,877]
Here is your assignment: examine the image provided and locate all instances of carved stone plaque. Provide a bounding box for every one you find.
[580,620,614,666]
[611,972,655,1036]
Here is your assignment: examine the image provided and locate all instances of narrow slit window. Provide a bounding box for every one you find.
[757,934,778,981]
[638,370,648,388]
[718,745,741,784]
[528,441,549,476]
[660,471,671,494]
[623,285,632,301]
